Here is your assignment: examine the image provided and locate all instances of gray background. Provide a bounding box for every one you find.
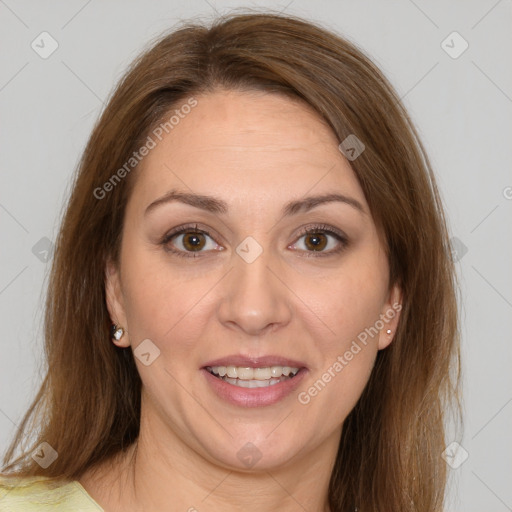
[0,1,511,510]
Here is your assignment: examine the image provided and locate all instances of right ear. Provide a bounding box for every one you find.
[105,259,130,347]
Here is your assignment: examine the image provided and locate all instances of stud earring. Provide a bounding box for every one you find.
[386,329,392,335]
[110,324,125,341]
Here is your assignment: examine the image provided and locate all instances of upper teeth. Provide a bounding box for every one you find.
[208,365,299,380]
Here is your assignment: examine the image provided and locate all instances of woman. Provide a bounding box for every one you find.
[0,12,460,512]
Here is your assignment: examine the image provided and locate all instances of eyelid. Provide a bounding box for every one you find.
[293,223,348,244]
[160,223,222,258]
[160,222,349,258]
[289,223,349,257]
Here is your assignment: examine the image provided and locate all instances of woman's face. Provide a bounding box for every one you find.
[107,90,401,471]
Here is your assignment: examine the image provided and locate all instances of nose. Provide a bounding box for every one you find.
[216,246,293,336]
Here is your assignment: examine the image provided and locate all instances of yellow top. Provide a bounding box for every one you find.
[0,475,103,511]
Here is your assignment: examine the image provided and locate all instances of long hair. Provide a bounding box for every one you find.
[1,12,461,511]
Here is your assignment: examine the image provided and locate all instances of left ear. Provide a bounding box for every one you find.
[377,283,402,350]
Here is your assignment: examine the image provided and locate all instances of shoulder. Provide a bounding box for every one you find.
[0,474,103,511]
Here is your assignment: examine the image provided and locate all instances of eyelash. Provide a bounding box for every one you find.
[160,223,349,259]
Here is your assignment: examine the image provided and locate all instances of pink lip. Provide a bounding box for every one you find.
[201,369,308,409]
[202,354,308,369]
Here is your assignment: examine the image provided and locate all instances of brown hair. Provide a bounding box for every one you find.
[1,12,461,511]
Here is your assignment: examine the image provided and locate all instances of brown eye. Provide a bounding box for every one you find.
[304,232,328,251]
[290,225,348,256]
[162,226,221,257]
[182,231,206,251]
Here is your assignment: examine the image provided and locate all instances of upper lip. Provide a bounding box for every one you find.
[202,354,308,369]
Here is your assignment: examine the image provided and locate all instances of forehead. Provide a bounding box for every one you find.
[130,90,366,211]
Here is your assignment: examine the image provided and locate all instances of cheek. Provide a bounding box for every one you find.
[297,351,376,437]
[294,248,387,415]
[296,281,383,428]
[120,240,217,355]
[307,254,388,352]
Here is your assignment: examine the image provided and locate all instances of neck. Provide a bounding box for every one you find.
[79,403,339,512]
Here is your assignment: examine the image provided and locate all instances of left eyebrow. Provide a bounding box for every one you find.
[281,193,366,216]
[144,189,366,217]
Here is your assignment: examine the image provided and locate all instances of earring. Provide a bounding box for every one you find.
[386,329,392,335]
[110,324,125,341]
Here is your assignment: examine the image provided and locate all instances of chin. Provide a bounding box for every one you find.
[200,430,306,472]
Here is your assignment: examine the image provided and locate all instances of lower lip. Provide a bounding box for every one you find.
[201,367,308,407]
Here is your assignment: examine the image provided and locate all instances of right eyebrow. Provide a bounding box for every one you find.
[145,189,228,216]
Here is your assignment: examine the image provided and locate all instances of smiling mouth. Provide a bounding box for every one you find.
[206,365,301,388]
